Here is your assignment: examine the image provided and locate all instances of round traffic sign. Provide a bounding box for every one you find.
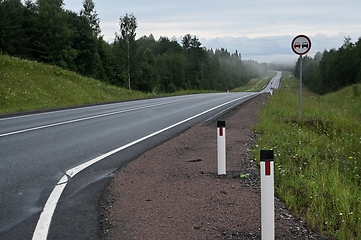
[291,35,311,55]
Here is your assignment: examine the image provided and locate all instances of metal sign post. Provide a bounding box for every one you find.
[291,35,311,118]
[299,56,303,117]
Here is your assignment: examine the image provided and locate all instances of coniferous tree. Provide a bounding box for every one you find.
[35,0,73,67]
[80,0,101,38]
[296,36,361,95]
[67,0,102,77]
[0,0,27,56]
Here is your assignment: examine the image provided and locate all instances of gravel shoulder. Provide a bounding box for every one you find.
[101,93,333,240]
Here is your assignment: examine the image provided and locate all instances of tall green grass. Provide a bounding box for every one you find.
[0,54,161,114]
[0,54,219,114]
[252,72,361,239]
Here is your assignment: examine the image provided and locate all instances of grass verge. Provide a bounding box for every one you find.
[0,54,211,114]
[252,72,361,239]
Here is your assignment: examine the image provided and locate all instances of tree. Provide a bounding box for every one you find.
[181,34,192,50]
[67,0,102,77]
[80,0,101,38]
[0,0,28,56]
[356,38,361,83]
[34,0,72,67]
[119,13,137,91]
[135,48,159,92]
[0,2,270,94]
[182,34,207,89]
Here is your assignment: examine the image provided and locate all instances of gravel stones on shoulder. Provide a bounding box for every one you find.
[101,94,334,240]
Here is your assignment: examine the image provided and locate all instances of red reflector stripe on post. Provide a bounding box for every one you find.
[265,161,270,176]
[217,121,225,137]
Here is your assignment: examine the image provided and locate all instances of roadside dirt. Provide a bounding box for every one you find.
[100,93,333,239]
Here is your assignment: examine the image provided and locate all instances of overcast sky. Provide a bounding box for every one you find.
[63,0,361,63]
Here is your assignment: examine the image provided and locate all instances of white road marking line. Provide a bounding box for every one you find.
[32,93,258,240]
[0,100,185,138]
[0,94,206,122]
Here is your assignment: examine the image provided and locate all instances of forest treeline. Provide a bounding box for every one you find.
[295,36,361,95]
[0,0,268,93]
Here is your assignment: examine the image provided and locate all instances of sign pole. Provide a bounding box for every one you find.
[299,56,303,118]
[291,35,311,118]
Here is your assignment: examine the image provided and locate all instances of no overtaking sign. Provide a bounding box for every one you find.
[291,34,311,117]
[291,35,311,55]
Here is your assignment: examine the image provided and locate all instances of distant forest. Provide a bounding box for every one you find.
[295,36,361,95]
[0,0,268,93]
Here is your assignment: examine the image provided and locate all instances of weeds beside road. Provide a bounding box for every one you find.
[252,72,361,239]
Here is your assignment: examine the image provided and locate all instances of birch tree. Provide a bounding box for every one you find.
[119,13,137,91]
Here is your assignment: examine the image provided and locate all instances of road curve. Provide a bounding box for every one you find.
[0,73,281,239]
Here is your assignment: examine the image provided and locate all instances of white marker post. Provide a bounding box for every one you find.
[260,150,274,240]
[217,121,226,175]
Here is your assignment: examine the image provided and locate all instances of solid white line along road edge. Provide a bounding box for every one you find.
[32,93,258,240]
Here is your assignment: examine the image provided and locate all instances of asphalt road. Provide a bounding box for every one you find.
[0,73,280,239]
[265,71,282,92]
